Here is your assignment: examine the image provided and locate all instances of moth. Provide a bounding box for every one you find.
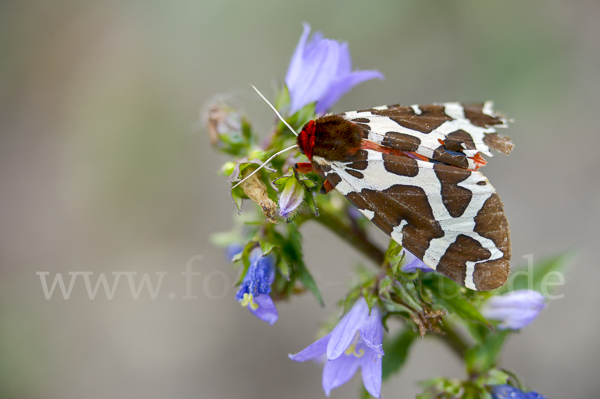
[242,87,513,291]
[293,102,513,291]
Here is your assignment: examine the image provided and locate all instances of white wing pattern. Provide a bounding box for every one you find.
[342,102,513,170]
[318,148,510,291]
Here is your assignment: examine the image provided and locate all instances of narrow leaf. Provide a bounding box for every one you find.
[382,328,418,380]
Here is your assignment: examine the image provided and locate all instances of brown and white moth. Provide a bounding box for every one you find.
[294,102,513,291]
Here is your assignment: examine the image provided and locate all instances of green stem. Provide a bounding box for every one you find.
[438,322,470,360]
[295,211,385,265]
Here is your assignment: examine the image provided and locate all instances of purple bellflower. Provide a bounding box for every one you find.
[235,247,278,325]
[491,384,547,399]
[285,23,384,115]
[400,250,433,273]
[289,297,384,398]
[481,289,546,330]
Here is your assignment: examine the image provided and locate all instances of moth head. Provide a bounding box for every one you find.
[297,120,316,161]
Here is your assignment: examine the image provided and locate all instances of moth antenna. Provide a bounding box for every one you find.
[250,84,298,136]
[231,144,299,189]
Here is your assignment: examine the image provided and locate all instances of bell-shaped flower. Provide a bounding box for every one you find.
[289,297,384,397]
[235,247,278,325]
[491,384,547,399]
[400,250,433,273]
[481,289,546,330]
[285,23,384,115]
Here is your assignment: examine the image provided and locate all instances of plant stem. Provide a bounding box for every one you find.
[295,211,385,265]
[439,322,470,359]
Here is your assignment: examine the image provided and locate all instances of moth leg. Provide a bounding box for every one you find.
[319,179,336,194]
[293,162,313,174]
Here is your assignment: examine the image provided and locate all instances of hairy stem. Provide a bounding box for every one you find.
[296,211,385,265]
[438,322,470,359]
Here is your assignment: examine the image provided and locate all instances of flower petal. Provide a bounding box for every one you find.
[358,306,384,355]
[289,333,331,362]
[327,297,369,360]
[525,392,547,399]
[322,355,361,396]
[491,384,528,399]
[401,250,433,273]
[278,177,305,218]
[285,23,312,92]
[249,294,278,325]
[361,345,382,398]
[285,23,384,115]
[315,70,384,115]
[482,289,546,330]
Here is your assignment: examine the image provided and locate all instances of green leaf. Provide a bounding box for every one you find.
[210,230,240,247]
[260,240,276,256]
[274,84,291,113]
[426,275,490,328]
[465,330,508,374]
[285,224,324,306]
[382,328,418,380]
[277,257,290,280]
[230,186,245,214]
[392,281,423,312]
[241,117,253,142]
[477,368,510,387]
[296,262,324,306]
[287,102,316,131]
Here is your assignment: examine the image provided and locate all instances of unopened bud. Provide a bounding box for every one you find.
[278,177,305,219]
[204,101,242,147]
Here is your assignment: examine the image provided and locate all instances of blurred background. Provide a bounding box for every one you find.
[1,0,599,398]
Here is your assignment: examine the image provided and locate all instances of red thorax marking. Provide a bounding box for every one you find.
[298,120,316,161]
[294,162,313,174]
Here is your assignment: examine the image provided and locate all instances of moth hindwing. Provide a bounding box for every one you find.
[295,102,513,291]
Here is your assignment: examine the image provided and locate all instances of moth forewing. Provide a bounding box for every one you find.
[296,102,513,291]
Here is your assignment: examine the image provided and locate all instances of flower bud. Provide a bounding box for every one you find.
[277,177,305,219]
[481,289,546,330]
[203,100,243,149]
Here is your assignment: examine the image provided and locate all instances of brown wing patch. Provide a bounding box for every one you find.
[431,147,469,169]
[472,193,511,290]
[483,133,514,155]
[346,185,444,261]
[345,149,369,170]
[463,103,505,127]
[345,169,364,179]
[436,234,493,286]
[434,164,473,218]
[381,132,421,152]
[371,105,451,133]
[383,154,419,177]
[445,130,477,152]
